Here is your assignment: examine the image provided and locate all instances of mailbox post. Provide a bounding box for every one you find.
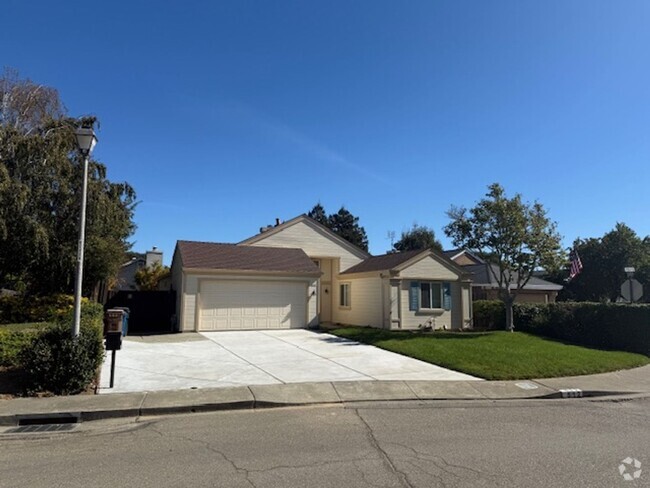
[104,309,128,388]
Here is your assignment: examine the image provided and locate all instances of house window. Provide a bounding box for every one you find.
[339,283,350,308]
[420,282,442,309]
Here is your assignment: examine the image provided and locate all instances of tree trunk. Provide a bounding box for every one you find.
[505,299,515,332]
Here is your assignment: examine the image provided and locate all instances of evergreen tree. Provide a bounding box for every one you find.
[306,203,369,252]
[391,224,443,253]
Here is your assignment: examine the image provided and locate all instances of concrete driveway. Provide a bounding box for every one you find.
[99,330,480,394]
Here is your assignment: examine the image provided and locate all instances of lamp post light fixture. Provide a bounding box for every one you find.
[72,127,98,338]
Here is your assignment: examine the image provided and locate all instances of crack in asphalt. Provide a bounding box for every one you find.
[399,459,449,488]
[144,420,388,487]
[350,411,511,488]
[147,424,258,488]
[351,460,401,488]
[353,408,416,488]
[385,441,509,487]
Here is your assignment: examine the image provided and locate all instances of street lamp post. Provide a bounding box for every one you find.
[72,127,98,338]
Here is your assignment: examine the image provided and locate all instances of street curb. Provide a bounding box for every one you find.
[2,387,646,427]
[138,400,256,417]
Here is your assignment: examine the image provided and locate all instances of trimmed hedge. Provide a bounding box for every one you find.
[472,300,506,330]
[472,300,650,356]
[0,294,77,324]
[18,302,105,395]
[0,325,43,367]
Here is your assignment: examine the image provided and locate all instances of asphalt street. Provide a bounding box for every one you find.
[0,397,648,488]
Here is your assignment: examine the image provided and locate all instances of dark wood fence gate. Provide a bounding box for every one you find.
[105,290,176,335]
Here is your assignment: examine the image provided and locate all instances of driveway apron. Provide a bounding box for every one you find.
[99,330,479,394]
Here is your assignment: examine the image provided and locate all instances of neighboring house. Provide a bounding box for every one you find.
[104,246,163,301]
[114,256,145,292]
[443,249,563,303]
[171,215,473,332]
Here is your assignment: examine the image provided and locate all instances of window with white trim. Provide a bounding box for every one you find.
[420,282,442,309]
[339,283,350,308]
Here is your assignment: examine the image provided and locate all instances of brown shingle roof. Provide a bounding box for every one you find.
[341,249,425,274]
[464,263,563,291]
[176,241,321,275]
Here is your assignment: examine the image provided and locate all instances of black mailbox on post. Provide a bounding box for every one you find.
[104,308,125,351]
[104,308,127,388]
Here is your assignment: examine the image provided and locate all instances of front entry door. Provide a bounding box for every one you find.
[313,259,332,323]
[320,280,332,323]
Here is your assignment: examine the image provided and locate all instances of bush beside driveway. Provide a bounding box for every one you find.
[330,328,650,380]
[0,303,104,396]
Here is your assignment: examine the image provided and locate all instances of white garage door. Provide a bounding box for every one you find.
[199,280,307,331]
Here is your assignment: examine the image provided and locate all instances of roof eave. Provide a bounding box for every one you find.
[393,249,468,276]
[182,267,322,278]
[471,283,563,291]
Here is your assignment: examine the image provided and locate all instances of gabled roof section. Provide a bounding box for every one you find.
[175,240,321,275]
[443,249,485,265]
[341,248,467,277]
[120,257,145,268]
[340,249,424,275]
[238,214,371,259]
[465,263,563,291]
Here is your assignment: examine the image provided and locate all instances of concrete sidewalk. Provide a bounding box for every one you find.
[1,365,649,426]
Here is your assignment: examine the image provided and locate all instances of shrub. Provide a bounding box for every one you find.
[55,301,104,329]
[0,328,39,367]
[19,303,104,395]
[518,302,650,356]
[471,300,649,356]
[513,303,548,330]
[0,294,77,324]
[472,300,505,330]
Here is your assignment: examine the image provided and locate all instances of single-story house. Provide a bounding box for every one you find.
[113,247,165,292]
[171,215,473,332]
[443,249,563,303]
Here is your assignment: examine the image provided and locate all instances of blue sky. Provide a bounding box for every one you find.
[3,1,649,263]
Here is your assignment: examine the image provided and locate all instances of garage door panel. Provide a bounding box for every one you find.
[199,280,307,331]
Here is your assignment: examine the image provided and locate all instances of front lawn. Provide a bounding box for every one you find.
[330,328,650,380]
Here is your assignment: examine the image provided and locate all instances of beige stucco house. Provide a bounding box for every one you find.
[171,215,473,332]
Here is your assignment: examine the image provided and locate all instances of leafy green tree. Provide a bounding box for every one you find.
[135,262,171,291]
[391,224,443,253]
[444,183,563,331]
[554,224,650,302]
[306,204,369,251]
[0,69,137,296]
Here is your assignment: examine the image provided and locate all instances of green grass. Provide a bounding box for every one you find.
[330,328,650,380]
[0,322,49,332]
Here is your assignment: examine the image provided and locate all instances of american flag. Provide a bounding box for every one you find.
[568,248,583,281]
